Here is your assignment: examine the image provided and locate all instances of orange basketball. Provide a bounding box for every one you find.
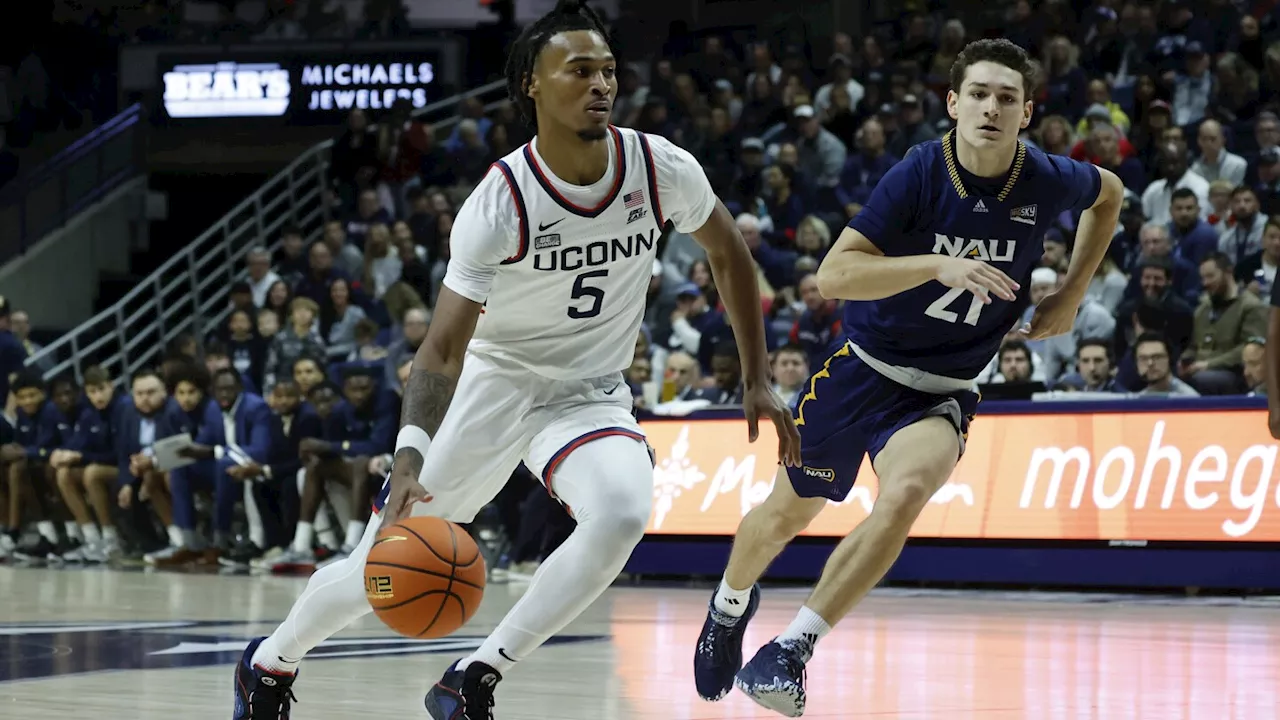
[363,516,487,638]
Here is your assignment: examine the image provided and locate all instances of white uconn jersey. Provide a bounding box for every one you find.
[467,126,666,379]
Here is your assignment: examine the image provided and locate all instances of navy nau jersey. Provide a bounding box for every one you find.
[844,131,1102,380]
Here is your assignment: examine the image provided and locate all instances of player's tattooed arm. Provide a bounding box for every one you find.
[393,287,483,475]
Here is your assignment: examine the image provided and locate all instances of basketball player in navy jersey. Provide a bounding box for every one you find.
[232,2,800,719]
[693,39,1125,716]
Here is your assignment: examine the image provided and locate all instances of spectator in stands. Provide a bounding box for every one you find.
[835,118,896,219]
[1220,185,1267,268]
[291,357,327,398]
[113,369,174,557]
[1168,188,1219,265]
[345,189,393,250]
[791,104,846,191]
[245,247,280,308]
[329,110,378,206]
[349,318,388,362]
[770,345,809,406]
[0,297,27,401]
[789,273,841,361]
[1085,123,1146,194]
[224,309,267,392]
[322,219,364,279]
[1057,339,1119,392]
[1253,148,1280,215]
[5,371,80,560]
[1242,337,1266,396]
[1087,255,1127,315]
[1237,218,1280,300]
[1205,180,1234,234]
[264,279,292,323]
[1125,223,1201,305]
[1181,252,1267,394]
[1192,119,1247,186]
[205,341,258,395]
[706,340,745,405]
[265,296,326,390]
[49,365,120,562]
[273,226,308,286]
[228,281,255,316]
[362,223,402,300]
[1173,42,1212,126]
[375,98,430,216]
[383,307,428,390]
[257,307,281,342]
[8,309,51,372]
[294,242,352,309]
[320,277,367,358]
[153,368,273,566]
[450,119,492,187]
[1143,145,1210,226]
[1135,333,1200,397]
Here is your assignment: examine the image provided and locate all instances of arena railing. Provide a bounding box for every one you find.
[27,80,509,384]
[0,104,148,265]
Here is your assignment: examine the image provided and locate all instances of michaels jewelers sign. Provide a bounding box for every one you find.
[159,51,441,124]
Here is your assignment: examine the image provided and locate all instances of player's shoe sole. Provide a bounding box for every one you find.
[693,583,761,701]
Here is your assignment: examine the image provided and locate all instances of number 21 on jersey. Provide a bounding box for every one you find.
[924,287,985,326]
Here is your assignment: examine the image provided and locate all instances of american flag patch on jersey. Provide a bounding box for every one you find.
[624,190,645,209]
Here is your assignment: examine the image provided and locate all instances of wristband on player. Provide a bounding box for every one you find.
[395,425,433,460]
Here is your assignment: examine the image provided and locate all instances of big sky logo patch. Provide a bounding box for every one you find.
[0,620,607,683]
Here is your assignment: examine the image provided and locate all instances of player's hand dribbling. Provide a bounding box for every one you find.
[742,385,803,467]
[934,257,1020,304]
[380,453,433,527]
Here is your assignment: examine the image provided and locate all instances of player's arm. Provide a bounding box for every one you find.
[1267,278,1280,438]
[1056,166,1124,300]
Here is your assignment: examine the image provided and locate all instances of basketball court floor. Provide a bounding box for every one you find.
[2,565,1278,719]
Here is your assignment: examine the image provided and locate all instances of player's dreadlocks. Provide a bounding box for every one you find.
[505,0,613,132]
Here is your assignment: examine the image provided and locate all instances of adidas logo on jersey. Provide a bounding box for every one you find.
[972,199,988,213]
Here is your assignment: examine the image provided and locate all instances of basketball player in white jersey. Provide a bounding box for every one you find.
[231,2,801,718]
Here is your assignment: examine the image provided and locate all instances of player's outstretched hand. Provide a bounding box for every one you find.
[1018,290,1078,340]
[742,385,803,467]
[934,257,1020,304]
[380,456,433,526]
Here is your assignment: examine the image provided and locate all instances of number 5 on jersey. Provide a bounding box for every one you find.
[925,286,985,326]
[568,270,608,319]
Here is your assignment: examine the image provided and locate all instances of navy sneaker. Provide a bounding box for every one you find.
[424,660,501,720]
[693,583,761,701]
[232,637,298,719]
[734,638,811,717]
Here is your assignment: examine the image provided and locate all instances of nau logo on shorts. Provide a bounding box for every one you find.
[802,466,836,482]
[1010,204,1038,226]
[534,233,562,250]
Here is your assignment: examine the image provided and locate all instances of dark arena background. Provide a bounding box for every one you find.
[1,0,1278,717]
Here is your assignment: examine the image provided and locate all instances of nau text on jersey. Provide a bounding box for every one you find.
[932,233,1015,263]
[532,228,656,272]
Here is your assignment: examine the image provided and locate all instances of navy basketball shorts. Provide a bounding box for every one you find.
[784,341,981,502]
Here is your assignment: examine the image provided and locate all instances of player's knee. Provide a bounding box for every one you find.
[873,474,939,526]
[55,469,77,493]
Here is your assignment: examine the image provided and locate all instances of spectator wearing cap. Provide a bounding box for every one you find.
[790,104,846,191]
[1075,96,1128,141]
[1143,144,1210,226]
[1124,222,1202,306]
[814,54,864,118]
[1173,42,1213,126]
[0,297,25,401]
[836,118,898,219]
[886,93,936,159]
[1220,185,1268,267]
[1191,119,1247,187]
[1167,187,1220,266]
[667,282,723,362]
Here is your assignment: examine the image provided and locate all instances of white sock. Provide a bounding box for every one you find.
[167,525,184,548]
[64,522,82,541]
[777,606,831,655]
[103,526,118,542]
[713,579,753,618]
[344,521,364,550]
[37,521,58,543]
[292,522,314,553]
[81,524,102,545]
[458,436,650,676]
[252,517,380,674]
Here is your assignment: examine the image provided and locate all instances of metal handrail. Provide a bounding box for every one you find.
[27,80,509,383]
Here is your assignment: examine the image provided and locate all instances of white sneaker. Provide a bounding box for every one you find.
[80,543,111,564]
[60,545,90,563]
[249,546,286,570]
[268,547,317,574]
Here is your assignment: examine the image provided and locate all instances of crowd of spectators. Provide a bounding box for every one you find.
[8,0,1280,572]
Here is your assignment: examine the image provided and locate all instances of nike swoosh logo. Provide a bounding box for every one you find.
[538,218,565,232]
[606,382,624,395]
[498,648,516,663]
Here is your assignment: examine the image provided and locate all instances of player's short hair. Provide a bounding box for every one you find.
[49,374,76,394]
[998,338,1032,365]
[1231,184,1258,201]
[949,39,1038,99]
[212,367,242,387]
[131,367,164,387]
[505,0,613,131]
[83,365,112,388]
[1133,332,1172,359]
[1139,256,1173,278]
[205,339,229,359]
[169,361,210,392]
[1169,187,1198,204]
[1266,217,1280,235]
